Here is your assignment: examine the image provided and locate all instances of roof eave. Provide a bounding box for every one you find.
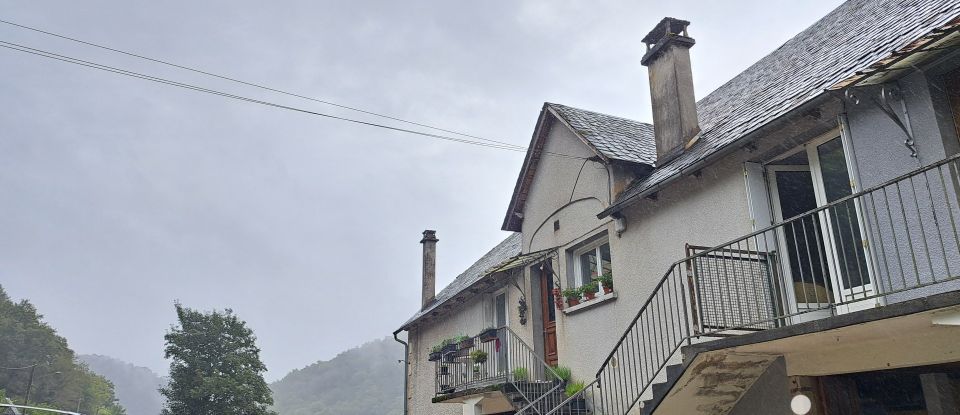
[597,92,839,219]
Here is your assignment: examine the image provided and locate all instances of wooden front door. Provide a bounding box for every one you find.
[538,264,559,366]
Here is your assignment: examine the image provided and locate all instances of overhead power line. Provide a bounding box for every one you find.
[0,39,589,160]
[0,18,526,150]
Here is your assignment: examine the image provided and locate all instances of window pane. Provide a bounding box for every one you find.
[579,250,597,284]
[817,138,870,289]
[599,243,612,277]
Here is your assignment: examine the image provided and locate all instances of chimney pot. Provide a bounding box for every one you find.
[420,230,438,309]
[642,17,700,165]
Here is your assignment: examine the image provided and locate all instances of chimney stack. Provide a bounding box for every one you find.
[420,230,438,309]
[642,18,700,164]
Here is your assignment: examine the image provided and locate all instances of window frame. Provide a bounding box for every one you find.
[571,238,612,289]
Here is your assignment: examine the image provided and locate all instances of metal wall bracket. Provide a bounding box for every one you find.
[844,85,918,158]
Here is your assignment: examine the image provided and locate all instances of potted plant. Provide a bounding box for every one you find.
[564,380,587,410]
[549,365,572,384]
[478,327,498,343]
[440,338,457,362]
[469,349,488,364]
[581,281,599,301]
[597,273,614,294]
[562,287,582,307]
[428,344,443,362]
[455,334,473,350]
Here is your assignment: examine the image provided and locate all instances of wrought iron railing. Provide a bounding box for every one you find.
[546,153,960,415]
[434,327,566,414]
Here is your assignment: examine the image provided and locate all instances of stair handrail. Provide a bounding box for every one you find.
[499,327,565,415]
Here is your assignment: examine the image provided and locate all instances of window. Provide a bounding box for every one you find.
[572,240,612,288]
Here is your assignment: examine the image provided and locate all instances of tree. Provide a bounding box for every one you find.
[161,303,276,415]
[0,285,126,415]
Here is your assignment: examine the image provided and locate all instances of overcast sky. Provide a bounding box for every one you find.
[1,0,843,380]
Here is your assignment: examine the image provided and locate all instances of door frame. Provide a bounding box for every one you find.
[766,164,834,323]
[805,132,879,312]
[536,263,559,367]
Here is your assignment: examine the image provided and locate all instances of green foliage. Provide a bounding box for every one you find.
[581,282,599,295]
[160,303,276,415]
[512,367,529,381]
[549,365,572,382]
[596,273,613,288]
[270,337,403,415]
[452,334,469,343]
[469,350,487,364]
[0,285,126,415]
[561,288,581,300]
[564,380,586,398]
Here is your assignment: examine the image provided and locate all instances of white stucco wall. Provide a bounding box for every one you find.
[516,117,755,390]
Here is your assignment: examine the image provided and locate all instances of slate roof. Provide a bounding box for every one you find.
[398,233,522,330]
[603,0,960,215]
[546,103,656,165]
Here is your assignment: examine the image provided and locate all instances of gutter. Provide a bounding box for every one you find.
[597,92,837,219]
[392,328,409,415]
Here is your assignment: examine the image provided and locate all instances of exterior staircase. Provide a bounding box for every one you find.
[506,381,590,414]
[639,363,684,415]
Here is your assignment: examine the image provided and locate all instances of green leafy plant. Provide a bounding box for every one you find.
[581,281,599,295]
[512,367,529,381]
[470,349,488,364]
[549,365,572,382]
[597,273,613,289]
[430,344,444,353]
[452,334,470,343]
[561,288,581,300]
[565,380,586,398]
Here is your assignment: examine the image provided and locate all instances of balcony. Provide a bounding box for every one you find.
[433,327,590,414]
[549,154,960,415]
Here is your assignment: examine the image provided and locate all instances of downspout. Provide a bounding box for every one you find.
[392,328,409,415]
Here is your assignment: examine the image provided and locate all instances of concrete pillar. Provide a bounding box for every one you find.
[920,373,958,415]
[462,396,483,415]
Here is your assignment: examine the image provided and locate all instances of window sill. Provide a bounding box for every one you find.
[563,292,617,315]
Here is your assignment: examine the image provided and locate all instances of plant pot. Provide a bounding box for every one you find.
[442,343,457,354]
[479,329,498,343]
[566,297,580,307]
[583,291,596,301]
[429,351,441,362]
[458,338,474,350]
[602,285,613,295]
[568,397,586,411]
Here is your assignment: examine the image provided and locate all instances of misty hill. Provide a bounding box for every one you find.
[270,337,404,415]
[78,354,166,415]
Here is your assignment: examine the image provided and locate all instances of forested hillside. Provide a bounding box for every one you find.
[0,285,126,414]
[78,355,166,415]
[270,337,403,415]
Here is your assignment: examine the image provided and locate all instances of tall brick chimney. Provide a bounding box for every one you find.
[420,230,438,309]
[642,17,700,164]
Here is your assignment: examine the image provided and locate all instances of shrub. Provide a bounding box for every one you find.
[565,380,586,398]
[512,367,529,381]
[550,365,572,382]
[597,273,613,288]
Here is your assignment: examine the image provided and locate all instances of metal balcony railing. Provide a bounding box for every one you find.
[434,327,568,414]
[545,153,960,415]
